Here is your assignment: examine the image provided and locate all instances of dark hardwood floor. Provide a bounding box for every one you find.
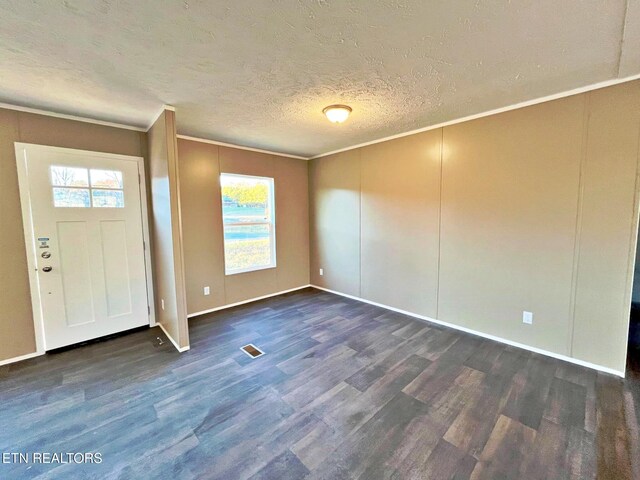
[1,287,639,479]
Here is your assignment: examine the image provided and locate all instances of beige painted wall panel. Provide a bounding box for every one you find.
[572,82,640,371]
[177,139,226,314]
[148,110,189,349]
[274,157,310,290]
[0,109,36,360]
[148,112,178,338]
[224,268,279,305]
[219,146,277,303]
[309,149,361,296]
[17,112,145,157]
[0,108,145,362]
[178,140,310,315]
[438,96,585,354]
[219,146,275,177]
[360,131,442,317]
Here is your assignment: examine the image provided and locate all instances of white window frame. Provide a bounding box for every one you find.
[220,173,276,275]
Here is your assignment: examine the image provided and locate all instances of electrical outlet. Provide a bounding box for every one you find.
[319,268,324,276]
[204,286,210,296]
[523,311,533,325]
[161,299,165,311]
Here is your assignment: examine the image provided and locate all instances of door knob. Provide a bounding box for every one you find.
[41,266,53,272]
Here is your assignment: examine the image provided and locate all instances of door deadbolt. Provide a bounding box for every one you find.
[41,266,53,272]
[41,251,51,259]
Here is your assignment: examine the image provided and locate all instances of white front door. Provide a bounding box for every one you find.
[17,144,150,350]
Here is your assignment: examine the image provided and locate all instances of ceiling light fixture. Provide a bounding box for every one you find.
[323,104,352,124]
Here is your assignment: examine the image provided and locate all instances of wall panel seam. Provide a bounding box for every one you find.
[165,110,189,348]
[435,128,444,319]
[307,162,311,281]
[358,149,362,298]
[16,111,23,142]
[218,145,228,305]
[273,155,280,290]
[568,93,591,357]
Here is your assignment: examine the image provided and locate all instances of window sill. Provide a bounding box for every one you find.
[225,264,277,276]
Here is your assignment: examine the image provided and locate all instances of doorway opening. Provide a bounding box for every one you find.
[626,227,640,424]
[630,226,640,372]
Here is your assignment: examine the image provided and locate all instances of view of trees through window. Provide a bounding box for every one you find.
[221,182,268,207]
[221,174,275,274]
[50,166,124,208]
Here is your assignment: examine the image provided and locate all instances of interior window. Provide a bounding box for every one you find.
[92,189,125,208]
[220,173,276,275]
[50,166,125,208]
[51,166,90,207]
[51,166,89,187]
[90,169,125,208]
[52,187,91,208]
[90,169,123,189]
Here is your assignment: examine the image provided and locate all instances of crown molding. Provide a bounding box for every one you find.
[176,134,309,160]
[0,101,146,132]
[145,105,176,131]
[310,73,640,160]
[3,73,639,160]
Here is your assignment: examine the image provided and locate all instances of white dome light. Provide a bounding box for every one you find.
[323,105,352,124]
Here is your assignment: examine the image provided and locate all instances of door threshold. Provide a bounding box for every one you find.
[46,325,151,354]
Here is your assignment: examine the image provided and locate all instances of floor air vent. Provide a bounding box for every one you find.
[241,344,265,358]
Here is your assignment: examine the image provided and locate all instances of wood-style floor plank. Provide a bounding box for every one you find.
[0,287,638,479]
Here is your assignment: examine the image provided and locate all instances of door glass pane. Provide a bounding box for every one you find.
[92,189,125,208]
[50,166,89,187]
[53,188,91,207]
[223,224,272,272]
[90,169,123,189]
[221,176,270,222]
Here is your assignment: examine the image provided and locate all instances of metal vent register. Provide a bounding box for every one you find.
[240,344,265,358]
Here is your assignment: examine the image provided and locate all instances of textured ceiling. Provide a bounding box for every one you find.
[0,0,639,157]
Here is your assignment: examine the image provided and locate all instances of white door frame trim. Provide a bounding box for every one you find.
[14,143,155,357]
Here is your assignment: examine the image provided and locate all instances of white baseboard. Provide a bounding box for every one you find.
[310,285,625,378]
[155,323,190,353]
[187,285,311,319]
[0,350,44,367]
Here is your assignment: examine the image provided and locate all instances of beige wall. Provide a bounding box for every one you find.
[361,131,442,318]
[572,83,640,370]
[148,110,189,350]
[178,139,310,315]
[2,81,639,375]
[309,81,640,373]
[0,108,146,362]
[439,95,584,356]
[0,106,308,361]
[309,149,361,297]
